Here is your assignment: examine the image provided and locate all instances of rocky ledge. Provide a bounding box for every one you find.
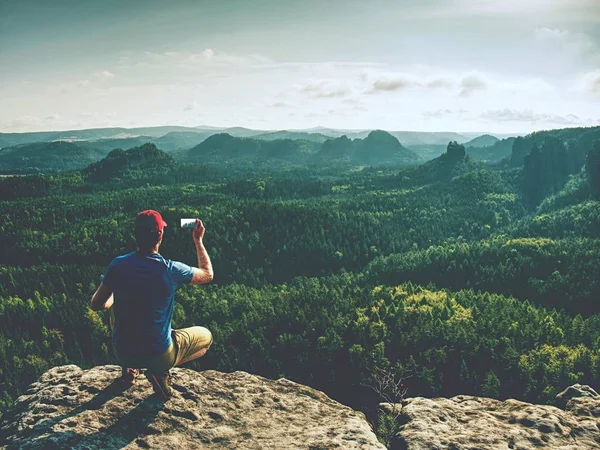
[0,365,385,450]
[382,384,600,450]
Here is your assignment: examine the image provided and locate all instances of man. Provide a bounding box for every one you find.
[90,210,214,400]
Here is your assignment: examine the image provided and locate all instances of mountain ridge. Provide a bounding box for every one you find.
[0,141,106,173]
[0,125,498,150]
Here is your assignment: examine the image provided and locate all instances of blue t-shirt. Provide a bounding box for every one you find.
[102,251,194,358]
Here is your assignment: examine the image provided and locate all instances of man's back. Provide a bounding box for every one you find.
[103,251,193,358]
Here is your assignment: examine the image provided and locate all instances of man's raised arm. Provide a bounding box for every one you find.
[191,219,214,285]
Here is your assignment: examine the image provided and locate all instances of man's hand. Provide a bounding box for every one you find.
[192,219,205,242]
[190,218,213,285]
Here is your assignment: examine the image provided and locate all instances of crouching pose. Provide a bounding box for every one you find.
[91,210,214,400]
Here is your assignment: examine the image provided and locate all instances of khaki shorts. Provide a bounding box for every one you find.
[116,326,213,374]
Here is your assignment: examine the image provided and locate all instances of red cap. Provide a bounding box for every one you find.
[135,210,168,231]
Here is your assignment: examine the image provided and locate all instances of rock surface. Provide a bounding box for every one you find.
[382,384,600,450]
[0,365,385,450]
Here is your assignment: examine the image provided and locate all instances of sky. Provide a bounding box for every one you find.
[1,0,599,134]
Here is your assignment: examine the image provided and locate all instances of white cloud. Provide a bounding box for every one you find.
[136,49,273,67]
[95,70,115,79]
[573,70,600,94]
[459,74,488,97]
[362,71,425,93]
[0,48,593,134]
[423,108,453,118]
[12,116,40,126]
[201,48,215,59]
[370,77,418,92]
[298,81,352,99]
[44,114,60,121]
[362,69,544,98]
[479,109,585,125]
[589,73,600,93]
[534,28,598,60]
[75,70,115,89]
[534,27,570,41]
[454,0,596,17]
[2,116,41,132]
[423,109,470,119]
[426,79,454,89]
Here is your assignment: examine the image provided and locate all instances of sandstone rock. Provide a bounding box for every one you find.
[555,384,600,411]
[382,385,600,450]
[0,365,385,450]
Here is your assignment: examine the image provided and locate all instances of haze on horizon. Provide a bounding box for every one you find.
[1,0,599,135]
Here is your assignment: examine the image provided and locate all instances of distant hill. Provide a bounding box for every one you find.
[286,128,471,145]
[467,137,516,162]
[403,141,479,185]
[185,130,418,166]
[7,125,596,172]
[262,139,319,160]
[314,135,355,163]
[86,137,154,153]
[509,126,600,167]
[464,134,499,148]
[252,131,330,143]
[0,126,207,149]
[187,134,262,161]
[0,126,480,152]
[390,131,471,146]
[354,130,419,164]
[86,132,211,153]
[84,143,174,181]
[219,127,270,138]
[404,145,447,161]
[310,129,471,146]
[0,141,106,174]
[185,134,320,163]
[0,132,59,149]
[151,131,212,152]
[314,130,419,165]
[290,126,361,138]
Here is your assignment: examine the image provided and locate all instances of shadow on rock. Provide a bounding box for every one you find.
[2,379,164,450]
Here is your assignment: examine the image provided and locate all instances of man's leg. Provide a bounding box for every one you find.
[109,306,140,385]
[145,327,211,401]
[178,346,209,365]
[143,343,177,400]
[172,326,213,367]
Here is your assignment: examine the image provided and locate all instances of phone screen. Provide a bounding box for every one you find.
[180,219,196,229]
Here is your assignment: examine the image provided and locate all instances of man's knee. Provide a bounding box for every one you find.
[172,326,213,364]
[205,328,213,349]
[187,326,212,349]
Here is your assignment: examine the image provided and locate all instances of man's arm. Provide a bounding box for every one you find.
[191,219,214,285]
[90,283,114,311]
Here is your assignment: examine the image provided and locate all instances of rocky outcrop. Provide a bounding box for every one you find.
[382,384,600,450]
[0,365,385,450]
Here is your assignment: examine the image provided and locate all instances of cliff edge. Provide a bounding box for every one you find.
[382,384,600,450]
[0,365,384,449]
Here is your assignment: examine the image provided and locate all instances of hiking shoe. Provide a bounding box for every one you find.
[147,371,173,400]
[119,368,140,387]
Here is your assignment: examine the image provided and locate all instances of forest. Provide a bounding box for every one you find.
[0,125,599,427]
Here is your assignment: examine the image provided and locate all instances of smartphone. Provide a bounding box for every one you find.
[180,218,197,229]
